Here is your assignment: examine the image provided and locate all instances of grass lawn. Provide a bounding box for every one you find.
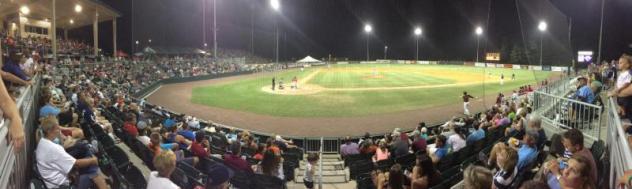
[191,64,551,117]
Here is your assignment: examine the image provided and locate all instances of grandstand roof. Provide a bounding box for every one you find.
[0,0,120,29]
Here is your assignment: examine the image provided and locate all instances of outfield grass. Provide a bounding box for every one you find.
[191,64,551,117]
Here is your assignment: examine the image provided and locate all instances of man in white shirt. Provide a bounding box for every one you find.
[35,116,107,189]
[146,150,180,189]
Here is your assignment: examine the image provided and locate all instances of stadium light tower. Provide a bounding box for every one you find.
[19,6,29,15]
[475,26,483,62]
[414,27,422,61]
[364,24,372,61]
[538,21,547,67]
[135,40,139,53]
[384,46,388,59]
[271,0,280,64]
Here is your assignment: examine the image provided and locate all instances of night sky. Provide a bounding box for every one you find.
[72,0,632,65]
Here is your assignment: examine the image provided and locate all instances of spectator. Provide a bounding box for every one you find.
[253,150,284,180]
[373,140,391,162]
[410,131,427,154]
[431,135,449,163]
[462,165,492,189]
[489,131,538,170]
[36,116,107,189]
[410,154,441,189]
[617,169,632,188]
[420,127,429,140]
[527,116,546,150]
[190,131,211,159]
[123,113,139,138]
[204,164,234,189]
[575,77,595,104]
[223,142,253,173]
[447,127,466,152]
[393,133,410,158]
[545,155,596,189]
[3,51,30,81]
[303,153,319,189]
[611,53,632,120]
[340,136,360,158]
[557,129,598,183]
[360,138,378,155]
[374,164,405,189]
[467,122,486,145]
[146,150,180,189]
[492,146,518,189]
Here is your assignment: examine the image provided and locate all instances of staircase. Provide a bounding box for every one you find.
[294,154,349,184]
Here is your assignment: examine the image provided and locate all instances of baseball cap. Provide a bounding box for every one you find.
[39,105,61,118]
[163,118,176,128]
[205,164,234,187]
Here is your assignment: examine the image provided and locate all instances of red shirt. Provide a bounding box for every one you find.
[123,122,138,138]
[190,141,209,158]
[223,153,253,173]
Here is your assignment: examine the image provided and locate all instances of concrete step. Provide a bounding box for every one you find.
[295,175,348,184]
[297,164,342,171]
[299,161,343,166]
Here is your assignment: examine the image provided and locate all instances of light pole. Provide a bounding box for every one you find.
[538,21,547,67]
[213,0,217,59]
[384,46,388,59]
[414,27,422,61]
[475,26,483,62]
[148,39,152,46]
[135,40,139,53]
[270,0,280,64]
[364,24,372,61]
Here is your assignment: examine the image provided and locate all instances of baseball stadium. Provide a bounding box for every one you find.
[0,0,631,189]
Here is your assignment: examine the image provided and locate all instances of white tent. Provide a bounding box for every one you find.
[296,56,322,63]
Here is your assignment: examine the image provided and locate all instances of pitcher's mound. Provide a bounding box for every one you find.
[261,84,325,95]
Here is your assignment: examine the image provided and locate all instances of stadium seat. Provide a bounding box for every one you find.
[230,170,254,189]
[122,166,147,189]
[436,153,456,172]
[344,153,371,167]
[177,161,207,182]
[375,159,395,172]
[355,173,376,189]
[96,133,116,151]
[440,165,460,181]
[349,159,374,180]
[591,140,605,161]
[106,146,131,170]
[395,153,416,170]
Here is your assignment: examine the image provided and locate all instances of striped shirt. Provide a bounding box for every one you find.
[493,166,518,189]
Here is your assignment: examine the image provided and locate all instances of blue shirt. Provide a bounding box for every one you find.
[435,145,449,159]
[2,60,29,81]
[576,85,595,103]
[466,128,485,144]
[517,145,538,170]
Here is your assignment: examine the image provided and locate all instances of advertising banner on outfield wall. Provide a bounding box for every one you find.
[529,66,543,71]
[551,66,569,72]
[397,60,406,64]
[463,62,475,66]
[376,59,390,64]
[495,64,505,68]
[337,61,349,64]
[486,63,497,67]
[541,66,552,71]
[429,61,438,65]
[360,61,377,64]
[503,64,513,68]
[475,63,486,67]
[513,65,521,69]
[418,61,430,65]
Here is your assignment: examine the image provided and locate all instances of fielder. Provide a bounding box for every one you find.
[462,91,475,115]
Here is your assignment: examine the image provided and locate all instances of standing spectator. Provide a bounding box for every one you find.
[611,53,632,120]
[462,91,475,115]
[303,153,319,189]
[253,150,284,180]
[462,165,492,189]
[340,136,360,158]
[146,150,180,189]
[3,51,30,81]
[223,142,253,173]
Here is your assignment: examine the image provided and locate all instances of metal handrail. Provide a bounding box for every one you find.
[318,137,323,189]
[607,97,632,188]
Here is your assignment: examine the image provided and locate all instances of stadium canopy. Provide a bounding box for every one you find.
[296,56,322,63]
[0,0,121,58]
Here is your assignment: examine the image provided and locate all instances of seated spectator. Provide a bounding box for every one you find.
[410,131,427,154]
[575,77,595,104]
[545,155,596,189]
[253,150,284,180]
[137,128,151,146]
[420,127,429,140]
[223,142,253,173]
[556,129,598,183]
[505,114,525,139]
[431,135,449,163]
[253,145,265,160]
[489,131,538,170]
[340,136,360,158]
[492,146,518,189]
[393,133,410,158]
[204,164,234,189]
[527,116,546,150]
[410,153,441,189]
[146,150,180,189]
[148,132,177,157]
[466,122,486,145]
[162,125,191,150]
[360,138,378,155]
[373,140,391,162]
[36,116,108,189]
[519,180,550,189]
[190,131,211,159]
[373,164,406,189]
[447,127,466,152]
[123,113,139,138]
[462,165,493,189]
[176,121,195,141]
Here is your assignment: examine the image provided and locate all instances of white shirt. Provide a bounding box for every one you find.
[35,138,76,189]
[138,136,151,146]
[447,134,466,152]
[617,70,631,89]
[71,93,78,105]
[304,163,314,182]
[146,171,180,189]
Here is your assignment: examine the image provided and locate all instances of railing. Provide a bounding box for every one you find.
[532,90,602,146]
[534,76,573,97]
[607,97,632,189]
[0,75,41,189]
[318,137,324,189]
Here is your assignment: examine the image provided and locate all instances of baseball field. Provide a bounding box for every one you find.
[189,64,551,118]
